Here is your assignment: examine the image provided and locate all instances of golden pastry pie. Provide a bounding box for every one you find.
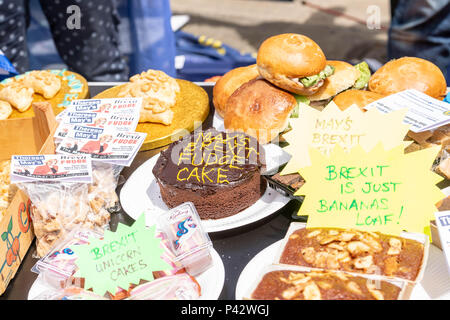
[118,69,180,125]
[0,81,34,112]
[0,100,12,120]
[139,108,174,125]
[21,70,62,99]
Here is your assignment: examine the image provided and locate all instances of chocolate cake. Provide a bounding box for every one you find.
[152,128,266,219]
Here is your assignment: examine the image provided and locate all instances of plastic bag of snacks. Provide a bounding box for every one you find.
[17,182,102,258]
[53,97,145,216]
[10,155,108,257]
[88,162,123,216]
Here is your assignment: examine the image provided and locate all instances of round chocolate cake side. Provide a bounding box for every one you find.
[152,129,267,220]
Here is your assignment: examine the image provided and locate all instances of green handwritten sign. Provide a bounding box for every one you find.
[73,214,170,296]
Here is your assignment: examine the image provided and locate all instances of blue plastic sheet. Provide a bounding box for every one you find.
[175,31,256,82]
[0,50,18,81]
[444,92,450,104]
[118,0,176,77]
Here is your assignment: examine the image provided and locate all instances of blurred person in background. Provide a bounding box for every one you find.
[0,0,129,81]
[389,0,450,83]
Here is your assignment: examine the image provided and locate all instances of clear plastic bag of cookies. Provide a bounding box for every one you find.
[88,162,123,217]
[16,182,97,258]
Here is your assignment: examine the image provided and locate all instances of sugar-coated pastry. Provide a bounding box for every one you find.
[22,70,62,99]
[0,82,34,112]
[0,100,12,119]
[118,69,180,125]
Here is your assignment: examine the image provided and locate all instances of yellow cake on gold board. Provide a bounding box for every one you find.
[94,79,210,151]
[0,69,89,119]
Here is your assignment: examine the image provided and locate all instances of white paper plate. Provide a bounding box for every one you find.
[235,240,450,300]
[212,112,225,131]
[28,248,225,300]
[119,155,290,233]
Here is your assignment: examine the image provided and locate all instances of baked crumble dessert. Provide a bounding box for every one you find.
[250,269,402,300]
[279,227,424,281]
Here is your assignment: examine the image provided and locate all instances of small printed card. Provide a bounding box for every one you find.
[434,211,450,275]
[56,110,140,131]
[54,112,140,142]
[54,98,142,140]
[10,154,92,183]
[364,89,450,133]
[56,131,147,167]
[56,97,143,121]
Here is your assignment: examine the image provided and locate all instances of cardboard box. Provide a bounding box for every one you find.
[0,102,57,295]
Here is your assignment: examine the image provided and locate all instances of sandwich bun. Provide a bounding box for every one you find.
[212,64,260,118]
[308,60,361,104]
[368,57,447,99]
[256,33,327,95]
[332,89,384,111]
[224,78,297,144]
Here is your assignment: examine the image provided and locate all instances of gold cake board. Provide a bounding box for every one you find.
[93,79,210,151]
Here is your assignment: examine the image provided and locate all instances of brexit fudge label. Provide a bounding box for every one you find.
[56,131,147,167]
[56,97,142,123]
[10,155,92,183]
[54,113,140,142]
